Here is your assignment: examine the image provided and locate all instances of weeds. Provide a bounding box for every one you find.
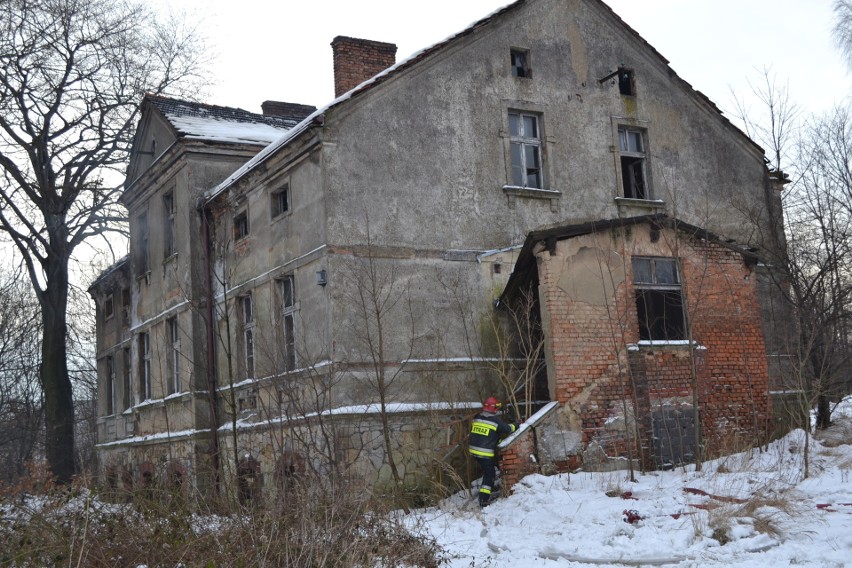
[0,471,445,567]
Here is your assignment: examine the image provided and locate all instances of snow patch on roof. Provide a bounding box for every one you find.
[168,115,293,145]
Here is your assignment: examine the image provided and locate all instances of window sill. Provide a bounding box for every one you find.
[271,211,292,225]
[503,185,561,212]
[628,340,706,351]
[615,197,665,209]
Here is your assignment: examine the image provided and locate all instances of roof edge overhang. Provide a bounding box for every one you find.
[499,214,763,305]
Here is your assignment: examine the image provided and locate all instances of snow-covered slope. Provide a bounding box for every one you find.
[411,398,852,567]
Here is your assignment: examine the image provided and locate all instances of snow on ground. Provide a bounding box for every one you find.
[409,397,852,567]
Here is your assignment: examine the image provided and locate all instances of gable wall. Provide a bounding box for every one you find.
[321,0,772,253]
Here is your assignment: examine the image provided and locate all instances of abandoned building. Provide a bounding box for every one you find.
[91,0,791,501]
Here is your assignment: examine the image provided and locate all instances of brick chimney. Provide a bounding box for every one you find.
[331,36,397,98]
[261,101,317,122]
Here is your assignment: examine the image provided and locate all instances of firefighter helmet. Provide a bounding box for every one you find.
[483,396,500,412]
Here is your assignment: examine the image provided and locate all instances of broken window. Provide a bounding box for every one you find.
[633,257,686,341]
[271,183,290,218]
[509,111,543,188]
[234,210,249,241]
[278,276,297,372]
[139,332,151,400]
[618,67,635,96]
[166,316,180,395]
[510,49,531,78]
[619,126,649,199]
[163,192,176,258]
[240,294,255,379]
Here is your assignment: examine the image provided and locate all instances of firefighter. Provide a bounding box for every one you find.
[468,396,516,508]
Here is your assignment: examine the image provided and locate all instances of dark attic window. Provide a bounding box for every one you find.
[234,210,249,240]
[511,49,531,78]
[618,67,635,96]
[271,183,289,218]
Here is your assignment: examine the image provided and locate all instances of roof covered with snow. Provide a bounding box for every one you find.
[146,95,308,145]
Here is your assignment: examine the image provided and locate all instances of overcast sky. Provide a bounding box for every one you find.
[161,0,850,119]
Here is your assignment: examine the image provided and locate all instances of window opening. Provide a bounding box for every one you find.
[509,111,543,188]
[139,332,151,400]
[241,295,255,379]
[104,294,114,320]
[633,257,686,341]
[167,317,180,394]
[619,127,649,199]
[618,67,635,96]
[105,356,115,415]
[122,347,131,410]
[272,183,290,218]
[234,210,249,240]
[237,455,262,505]
[121,288,130,325]
[278,276,296,371]
[136,213,149,274]
[163,193,175,257]
[510,49,531,78]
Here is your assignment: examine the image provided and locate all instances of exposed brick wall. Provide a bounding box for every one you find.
[498,429,537,490]
[538,225,772,469]
[331,36,397,98]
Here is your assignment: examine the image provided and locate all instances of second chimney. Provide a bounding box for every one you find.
[331,36,397,98]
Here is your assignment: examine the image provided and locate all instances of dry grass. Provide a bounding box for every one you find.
[0,473,446,567]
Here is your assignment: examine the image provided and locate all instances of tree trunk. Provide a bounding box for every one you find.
[815,394,831,430]
[40,252,75,484]
[38,212,75,484]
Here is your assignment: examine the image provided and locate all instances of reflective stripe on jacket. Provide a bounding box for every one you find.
[468,411,515,458]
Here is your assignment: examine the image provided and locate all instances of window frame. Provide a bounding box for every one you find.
[167,316,180,395]
[618,126,650,200]
[510,48,531,78]
[105,355,115,416]
[122,347,132,411]
[234,209,249,241]
[508,110,544,189]
[632,256,687,342]
[104,293,114,320]
[135,212,150,276]
[163,192,176,258]
[139,332,152,401]
[277,276,297,372]
[271,183,290,219]
[240,294,255,379]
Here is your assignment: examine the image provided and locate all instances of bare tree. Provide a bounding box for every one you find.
[785,107,852,432]
[834,0,852,71]
[0,267,42,485]
[0,0,208,482]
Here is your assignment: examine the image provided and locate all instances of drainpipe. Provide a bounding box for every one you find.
[201,203,221,500]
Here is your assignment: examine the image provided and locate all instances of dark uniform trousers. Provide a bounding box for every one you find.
[468,411,515,506]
